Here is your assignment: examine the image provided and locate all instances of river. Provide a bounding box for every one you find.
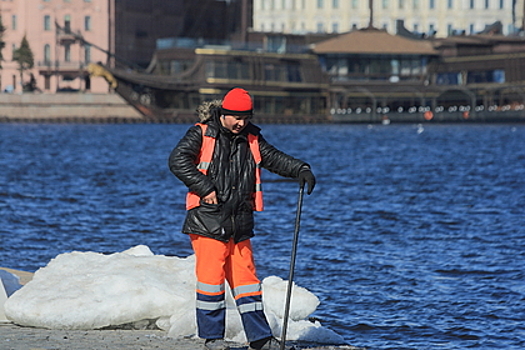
[1,123,523,349]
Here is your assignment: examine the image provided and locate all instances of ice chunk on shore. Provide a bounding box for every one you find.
[4,245,345,344]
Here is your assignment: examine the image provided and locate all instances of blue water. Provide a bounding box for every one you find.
[1,123,524,349]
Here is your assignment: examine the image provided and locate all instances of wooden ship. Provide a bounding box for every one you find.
[90,33,332,123]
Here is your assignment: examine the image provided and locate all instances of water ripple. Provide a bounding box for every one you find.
[1,123,524,349]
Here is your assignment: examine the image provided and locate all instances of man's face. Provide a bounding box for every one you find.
[220,115,252,134]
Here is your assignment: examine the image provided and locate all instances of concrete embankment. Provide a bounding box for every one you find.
[0,93,144,123]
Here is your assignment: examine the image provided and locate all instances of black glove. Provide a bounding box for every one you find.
[298,168,316,195]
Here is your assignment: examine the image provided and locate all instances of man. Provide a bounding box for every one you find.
[169,87,315,350]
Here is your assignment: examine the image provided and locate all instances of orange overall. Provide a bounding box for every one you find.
[188,123,271,342]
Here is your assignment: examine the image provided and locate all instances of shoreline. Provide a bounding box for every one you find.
[0,323,363,350]
[0,93,524,124]
[0,268,363,350]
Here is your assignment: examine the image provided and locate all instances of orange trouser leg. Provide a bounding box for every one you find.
[190,234,272,342]
[190,234,229,340]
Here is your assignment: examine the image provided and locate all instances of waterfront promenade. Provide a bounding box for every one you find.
[1,92,525,124]
[0,93,143,123]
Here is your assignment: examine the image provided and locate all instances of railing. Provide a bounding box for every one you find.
[331,108,525,123]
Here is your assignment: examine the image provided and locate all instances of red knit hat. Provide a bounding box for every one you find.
[221,88,253,116]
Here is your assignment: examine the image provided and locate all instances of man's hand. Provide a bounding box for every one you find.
[298,168,316,195]
[202,191,218,204]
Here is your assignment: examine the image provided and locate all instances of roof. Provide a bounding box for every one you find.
[312,28,438,56]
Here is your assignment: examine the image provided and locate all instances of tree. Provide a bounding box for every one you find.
[13,34,34,91]
[0,16,6,69]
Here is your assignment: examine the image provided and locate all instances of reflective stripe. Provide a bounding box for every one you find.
[186,123,217,210]
[232,283,261,298]
[238,301,264,314]
[196,299,226,311]
[248,133,264,211]
[197,161,211,171]
[197,281,225,294]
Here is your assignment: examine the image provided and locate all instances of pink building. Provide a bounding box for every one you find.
[0,0,184,93]
[1,0,111,93]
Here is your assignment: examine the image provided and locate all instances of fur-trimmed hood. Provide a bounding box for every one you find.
[196,100,222,122]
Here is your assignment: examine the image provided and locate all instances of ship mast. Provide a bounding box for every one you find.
[240,0,248,44]
[368,0,374,28]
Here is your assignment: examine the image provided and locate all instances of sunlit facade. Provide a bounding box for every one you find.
[0,0,184,93]
[253,0,525,37]
[0,0,110,93]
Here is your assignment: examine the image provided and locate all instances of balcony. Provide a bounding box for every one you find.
[37,61,87,74]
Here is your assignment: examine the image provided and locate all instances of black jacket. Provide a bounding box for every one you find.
[169,115,308,242]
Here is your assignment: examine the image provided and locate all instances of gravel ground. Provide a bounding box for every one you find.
[0,323,365,350]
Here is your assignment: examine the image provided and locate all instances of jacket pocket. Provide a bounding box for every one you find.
[190,202,228,239]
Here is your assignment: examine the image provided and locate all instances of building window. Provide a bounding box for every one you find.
[470,0,475,9]
[317,0,323,9]
[429,0,435,9]
[485,0,489,8]
[84,45,91,63]
[11,15,17,30]
[499,0,504,8]
[332,22,339,33]
[429,23,435,35]
[64,15,71,33]
[65,44,71,62]
[84,16,91,31]
[399,0,405,9]
[317,22,324,33]
[382,0,389,9]
[447,0,453,9]
[413,0,419,9]
[469,24,475,34]
[44,44,51,64]
[44,15,51,31]
[332,0,339,8]
[351,0,358,9]
[282,0,286,9]
[447,24,453,35]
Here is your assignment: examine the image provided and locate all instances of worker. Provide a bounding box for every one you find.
[169,87,315,350]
